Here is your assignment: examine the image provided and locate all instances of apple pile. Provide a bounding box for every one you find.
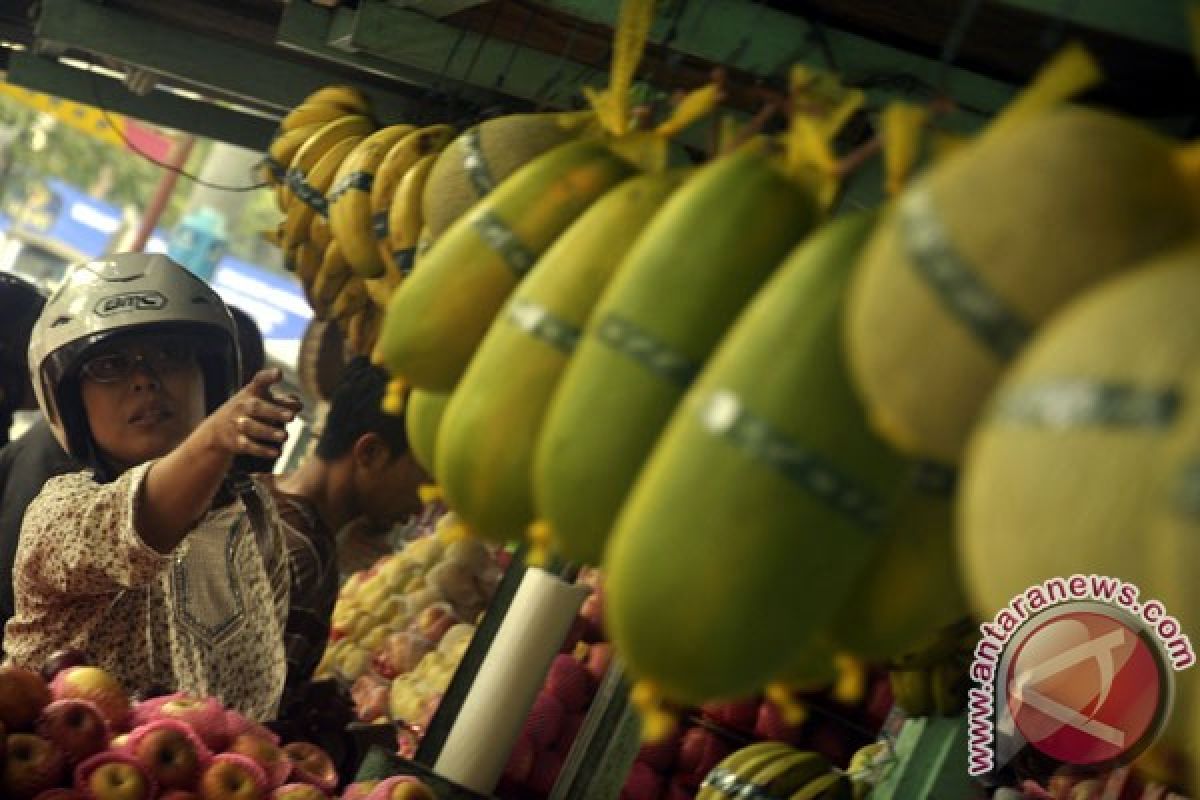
[315,518,508,734]
[0,658,440,800]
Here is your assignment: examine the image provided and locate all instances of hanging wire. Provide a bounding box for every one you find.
[1038,0,1085,53]
[86,60,266,192]
[935,0,986,93]
[493,0,536,92]
[460,0,507,89]
[725,0,770,71]
[532,15,583,109]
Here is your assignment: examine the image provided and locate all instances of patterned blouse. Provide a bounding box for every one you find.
[4,462,290,721]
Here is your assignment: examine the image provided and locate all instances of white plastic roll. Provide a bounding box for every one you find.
[433,566,590,794]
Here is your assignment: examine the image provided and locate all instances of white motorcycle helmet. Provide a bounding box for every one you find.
[28,253,240,473]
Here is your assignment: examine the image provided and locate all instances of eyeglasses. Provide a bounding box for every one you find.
[81,342,196,384]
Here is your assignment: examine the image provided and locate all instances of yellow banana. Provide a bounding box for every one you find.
[312,240,353,316]
[743,751,832,799]
[283,115,375,212]
[294,240,323,288]
[364,272,399,311]
[280,101,357,135]
[370,125,455,269]
[260,122,324,190]
[297,84,373,116]
[310,209,333,253]
[699,742,798,800]
[788,772,852,799]
[282,134,365,251]
[328,124,420,278]
[383,152,439,279]
[332,277,371,322]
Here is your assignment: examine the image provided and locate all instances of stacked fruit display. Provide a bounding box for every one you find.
[0,659,439,799]
[313,516,507,736]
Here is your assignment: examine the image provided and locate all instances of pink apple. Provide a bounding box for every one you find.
[198,753,268,800]
[371,633,433,680]
[126,719,211,792]
[362,776,432,800]
[269,783,329,799]
[35,698,110,765]
[406,602,459,644]
[51,667,130,731]
[0,665,53,731]
[4,733,66,798]
[228,733,292,789]
[350,675,390,723]
[281,742,337,794]
[80,753,154,800]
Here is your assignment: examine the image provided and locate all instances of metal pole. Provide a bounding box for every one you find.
[129,133,195,252]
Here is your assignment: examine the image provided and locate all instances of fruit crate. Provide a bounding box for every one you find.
[357,744,499,800]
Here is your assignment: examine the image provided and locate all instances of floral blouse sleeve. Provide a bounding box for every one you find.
[16,462,174,596]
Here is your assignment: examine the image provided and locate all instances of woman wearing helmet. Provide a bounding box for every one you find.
[4,252,302,721]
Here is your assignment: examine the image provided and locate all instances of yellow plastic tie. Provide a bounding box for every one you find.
[439,523,470,544]
[832,654,867,707]
[988,41,1103,138]
[1175,142,1200,200]
[573,641,590,661]
[655,83,724,139]
[526,521,552,568]
[381,377,408,415]
[417,484,444,505]
[765,683,809,727]
[630,680,677,743]
[882,102,929,197]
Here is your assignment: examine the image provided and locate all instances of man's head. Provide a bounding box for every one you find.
[317,357,427,530]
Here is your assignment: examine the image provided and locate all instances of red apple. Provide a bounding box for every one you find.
[126,719,211,792]
[269,783,329,799]
[224,711,279,747]
[40,650,88,683]
[198,753,268,800]
[150,695,229,752]
[620,761,662,800]
[676,728,732,782]
[51,667,130,731]
[158,792,201,800]
[4,733,66,798]
[77,752,153,800]
[362,776,432,800]
[339,782,378,800]
[700,697,760,734]
[557,711,587,753]
[527,751,563,796]
[281,742,337,794]
[0,665,53,730]
[584,643,613,686]
[545,654,593,713]
[752,700,804,744]
[30,789,88,800]
[661,778,694,800]
[520,692,564,751]
[501,735,534,785]
[228,733,292,789]
[635,723,680,773]
[34,698,110,765]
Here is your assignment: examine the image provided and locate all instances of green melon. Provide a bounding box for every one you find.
[846,107,1199,465]
[959,240,1200,750]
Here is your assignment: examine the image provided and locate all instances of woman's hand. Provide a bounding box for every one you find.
[203,368,303,461]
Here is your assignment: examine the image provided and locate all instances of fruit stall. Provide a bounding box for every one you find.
[1,0,1199,799]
